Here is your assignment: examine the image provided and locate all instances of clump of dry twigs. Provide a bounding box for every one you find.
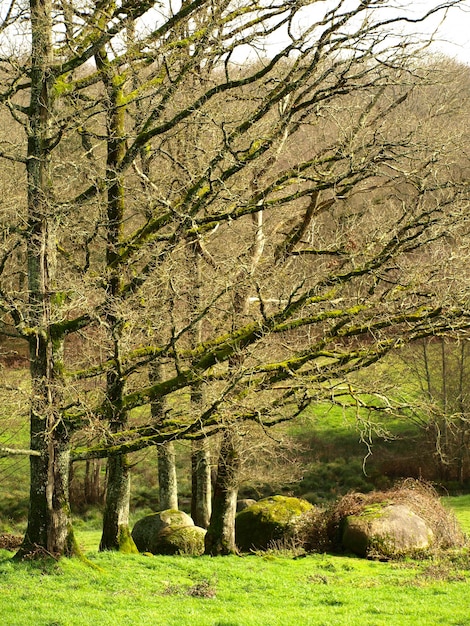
[0,534,22,552]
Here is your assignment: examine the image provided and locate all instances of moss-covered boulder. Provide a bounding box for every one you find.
[235,495,313,552]
[341,503,434,558]
[156,525,206,555]
[132,509,195,554]
[328,481,465,559]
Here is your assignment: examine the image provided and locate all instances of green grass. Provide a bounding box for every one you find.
[0,548,469,626]
[0,499,468,625]
[444,494,470,536]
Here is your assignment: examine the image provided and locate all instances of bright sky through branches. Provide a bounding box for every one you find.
[220,1,470,67]
[408,1,470,63]
[0,2,469,65]
[291,1,470,65]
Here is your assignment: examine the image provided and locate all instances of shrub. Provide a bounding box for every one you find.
[294,507,330,553]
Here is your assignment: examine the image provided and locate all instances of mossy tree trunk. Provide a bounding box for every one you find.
[99,374,136,551]
[188,249,212,528]
[99,454,137,553]
[96,41,136,553]
[204,430,240,555]
[16,0,75,559]
[204,210,264,553]
[19,395,75,558]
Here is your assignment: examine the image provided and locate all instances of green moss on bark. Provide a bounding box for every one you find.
[117,526,139,554]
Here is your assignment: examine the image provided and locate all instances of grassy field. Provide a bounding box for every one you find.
[444,494,470,535]
[0,497,467,626]
[1,545,469,625]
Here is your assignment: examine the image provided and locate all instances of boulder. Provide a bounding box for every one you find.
[132,509,196,554]
[156,525,206,555]
[341,503,434,558]
[235,495,313,551]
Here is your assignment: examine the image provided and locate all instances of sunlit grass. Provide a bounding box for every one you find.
[444,494,470,536]
[0,498,468,625]
[0,548,469,626]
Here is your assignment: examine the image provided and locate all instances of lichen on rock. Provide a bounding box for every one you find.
[131,509,205,555]
[235,495,313,552]
[328,480,466,559]
[157,525,206,555]
[342,503,434,558]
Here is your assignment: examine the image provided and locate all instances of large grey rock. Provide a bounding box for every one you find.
[131,509,195,554]
[235,495,313,551]
[342,503,434,558]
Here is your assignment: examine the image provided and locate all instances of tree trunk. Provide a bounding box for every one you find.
[204,430,240,555]
[149,362,179,511]
[84,459,103,504]
[191,439,212,528]
[99,363,136,551]
[99,454,137,553]
[96,41,137,553]
[204,209,264,554]
[16,0,75,559]
[158,442,178,510]
[187,246,212,527]
[18,398,75,558]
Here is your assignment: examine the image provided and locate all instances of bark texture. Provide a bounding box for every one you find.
[191,439,212,528]
[96,38,137,553]
[17,0,75,559]
[158,442,179,511]
[204,430,240,555]
[99,454,137,553]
